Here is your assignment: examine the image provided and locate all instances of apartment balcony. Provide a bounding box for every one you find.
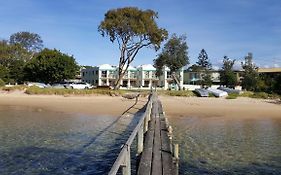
[108,74,116,79]
[130,75,138,79]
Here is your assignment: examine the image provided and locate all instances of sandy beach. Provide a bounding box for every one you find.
[0,92,147,116]
[1,92,281,119]
[160,96,281,119]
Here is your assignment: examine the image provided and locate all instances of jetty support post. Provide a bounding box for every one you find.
[173,144,179,159]
[173,143,179,175]
[121,145,131,175]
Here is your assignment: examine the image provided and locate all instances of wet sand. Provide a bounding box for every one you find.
[0,92,146,116]
[160,96,281,119]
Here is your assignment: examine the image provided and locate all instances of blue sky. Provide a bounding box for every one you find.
[1,0,281,69]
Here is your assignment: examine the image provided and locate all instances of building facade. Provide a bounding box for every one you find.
[81,64,184,90]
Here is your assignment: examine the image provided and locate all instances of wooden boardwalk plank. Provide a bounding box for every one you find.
[137,117,155,175]
[159,100,174,175]
[160,118,174,175]
[151,114,162,175]
[138,95,176,175]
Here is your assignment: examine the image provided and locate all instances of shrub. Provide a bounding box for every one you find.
[208,93,216,98]
[226,93,238,99]
[24,87,145,96]
[158,90,196,97]
[0,79,5,87]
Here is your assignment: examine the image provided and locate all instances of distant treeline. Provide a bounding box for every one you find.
[0,31,79,85]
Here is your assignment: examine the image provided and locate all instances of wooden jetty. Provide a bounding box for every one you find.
[108,92,179,175]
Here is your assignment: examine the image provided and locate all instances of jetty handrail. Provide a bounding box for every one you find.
[108,93,154,175]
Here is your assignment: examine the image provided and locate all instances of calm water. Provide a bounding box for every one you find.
[0,105,141,175]
[170,115,281,175]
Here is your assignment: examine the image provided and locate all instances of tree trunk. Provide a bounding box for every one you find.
[172,72,181,90]
[114,72,125,90]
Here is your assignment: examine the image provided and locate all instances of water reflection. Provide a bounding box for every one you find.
[0,105,142,175]
[169,116,281,175]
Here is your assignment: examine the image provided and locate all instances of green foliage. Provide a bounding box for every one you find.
[8,59,26,83]
[220,56,237,87]
[241,53,258,91]
[154,34,189,90]
[0,85,27,91]
[24,49,79,84]
[226,93,238,99]
[0,39,30,83]
[239,91,280,99]
[9,31,43,53]
[272,73,281,95]
[201,71,212,87]
[256,72,281,95]
[157,90,195,97]
[0,65,9,82]
[98,7,168,89]
[196,49,212,70]
[25,86,138,96]
[192,49,213,87]
[208,92,216,98]
[187,64,202,72]
[0,78,5,86]
[154,34,189,74]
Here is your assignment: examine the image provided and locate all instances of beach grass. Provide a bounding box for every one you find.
[157,90,196,97]
[2,85,280,100]
[25,86,151,97]
[239,91,280,99]
[226,93,239,99]
[0,85,27,91]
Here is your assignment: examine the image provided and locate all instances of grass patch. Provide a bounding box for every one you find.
[226,93,239,99]
[0,85,27,91]
[239,91,280,99]
[25,87,151,97]
[157,90,196,97]
[208,93,216,98]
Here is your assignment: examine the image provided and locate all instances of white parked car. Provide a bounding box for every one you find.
[65,82,93,89]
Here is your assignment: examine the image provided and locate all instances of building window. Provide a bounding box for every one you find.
[144,71,149,79]
[152,72,156,78]
[144,80,149,87]
[82,72,85,76]
[108,70,115,78]
[101,71,107,78]
[130,71,137,79]
[167,71,172,79]
[92,71,95,75]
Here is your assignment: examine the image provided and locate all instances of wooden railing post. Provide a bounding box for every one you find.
[144,110,149,133]
[137,124,144,155]
[173,144,179,159]
[148,101,152,121]
[168,125,173,152]
[173,143,179,175]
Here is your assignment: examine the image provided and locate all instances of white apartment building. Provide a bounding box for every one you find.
[81,64,184,90]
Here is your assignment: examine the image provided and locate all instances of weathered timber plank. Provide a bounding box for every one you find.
[160,119,173,175]
[137,103,156,175]
[151,115,162,175]
[159,100,174,175]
